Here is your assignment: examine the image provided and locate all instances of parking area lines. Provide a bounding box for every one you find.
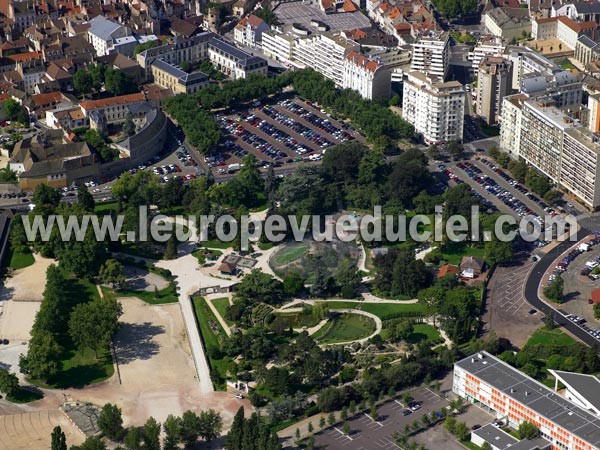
[484,257,542,348]
[314,388,450,450]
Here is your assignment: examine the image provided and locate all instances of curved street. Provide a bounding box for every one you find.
[523,215,600,348]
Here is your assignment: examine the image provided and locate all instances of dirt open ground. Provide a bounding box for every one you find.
[0,301,39,341]
[0,254,54,302]
[0,410,84,450]
[62,297,249,426]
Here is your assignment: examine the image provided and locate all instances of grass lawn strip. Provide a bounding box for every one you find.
[191,296,231,389]
[407,324,441,344]
[525,328,577,347]
[6,248,34,270]
[211,297,234,326]
[320,301,426,320]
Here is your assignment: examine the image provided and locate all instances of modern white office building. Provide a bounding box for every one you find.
[86,16,132,57]
[455,352,600,450]
[402,71,465,144]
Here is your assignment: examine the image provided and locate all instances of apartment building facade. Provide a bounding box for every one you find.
[500,95,600,209]
[136,33,214,72]
[477,56,511,125]
[207,37,268,80]
[80,93,146,124]
[402,71,465,144]
[468,35,505,70]
[261,32,294,63]
[342,51,391,100]
[294,33,359,87]
[454,352,600,450]
[411,31,449,79]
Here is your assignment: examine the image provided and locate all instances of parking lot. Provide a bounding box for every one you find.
[209,98,364,174]
[552,235,600,328]
[314,388,451,450]
[483,256,542,348]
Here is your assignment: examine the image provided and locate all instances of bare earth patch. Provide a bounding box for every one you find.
[0,254,54,302]
[123,265,169,292]
[62,297,249,427]
[0,410,85,450]
[0,301,39,341]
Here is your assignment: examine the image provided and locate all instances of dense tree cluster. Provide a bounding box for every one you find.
[2,98,29,124]
[418,275,481,344]
[226,407,281,450]
[78,129,119,162]
[74,63,137,97]
[432,0,477,18]
[373,248,433,298]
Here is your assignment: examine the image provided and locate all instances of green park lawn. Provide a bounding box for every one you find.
[94,200,119,216]
[271,311,321,330]
[408,324,441,344]
[525,327,577,347]
[191,296,231,389]
[53,347,114,388]
[270,242,309,266]
[321,301,426,320]
[6,247,34,270]
[116,283,178,304]
[312,313,376,344]
[211,297,234,326]
[440,242,486,266]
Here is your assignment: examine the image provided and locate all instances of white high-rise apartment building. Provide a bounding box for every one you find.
[402,71,465,144]
[293,33,359,87]
[411,31,450,79]
[468,35,505,70]
[500,95,600,209]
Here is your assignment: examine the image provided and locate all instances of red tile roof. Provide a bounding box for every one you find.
[6,51,42,62]
[32,91,63,107]
[437,264,460,279]
[342,0,358,12]
[346,50,381,72]
[80,92,145,110]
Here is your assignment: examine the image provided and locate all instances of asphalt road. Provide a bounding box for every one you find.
[524,215,600,347]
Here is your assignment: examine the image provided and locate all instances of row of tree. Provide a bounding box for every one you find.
[51,404,223,450]
[20,265,122,382]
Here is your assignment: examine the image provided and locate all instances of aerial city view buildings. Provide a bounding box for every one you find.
[3,0,600,448]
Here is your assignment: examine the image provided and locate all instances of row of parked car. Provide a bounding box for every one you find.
[278,99,354,142]
[218,116,288,162]
[436,164,497,214]
[176,145,197,167]
[551,246,588,284]
[244,113,310,155]
[260,105,333,150]
[479,159,556,214]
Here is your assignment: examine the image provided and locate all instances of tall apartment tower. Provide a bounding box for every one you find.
[477,56,512,125]
[411,31,450,80]
[402,71,465,145]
